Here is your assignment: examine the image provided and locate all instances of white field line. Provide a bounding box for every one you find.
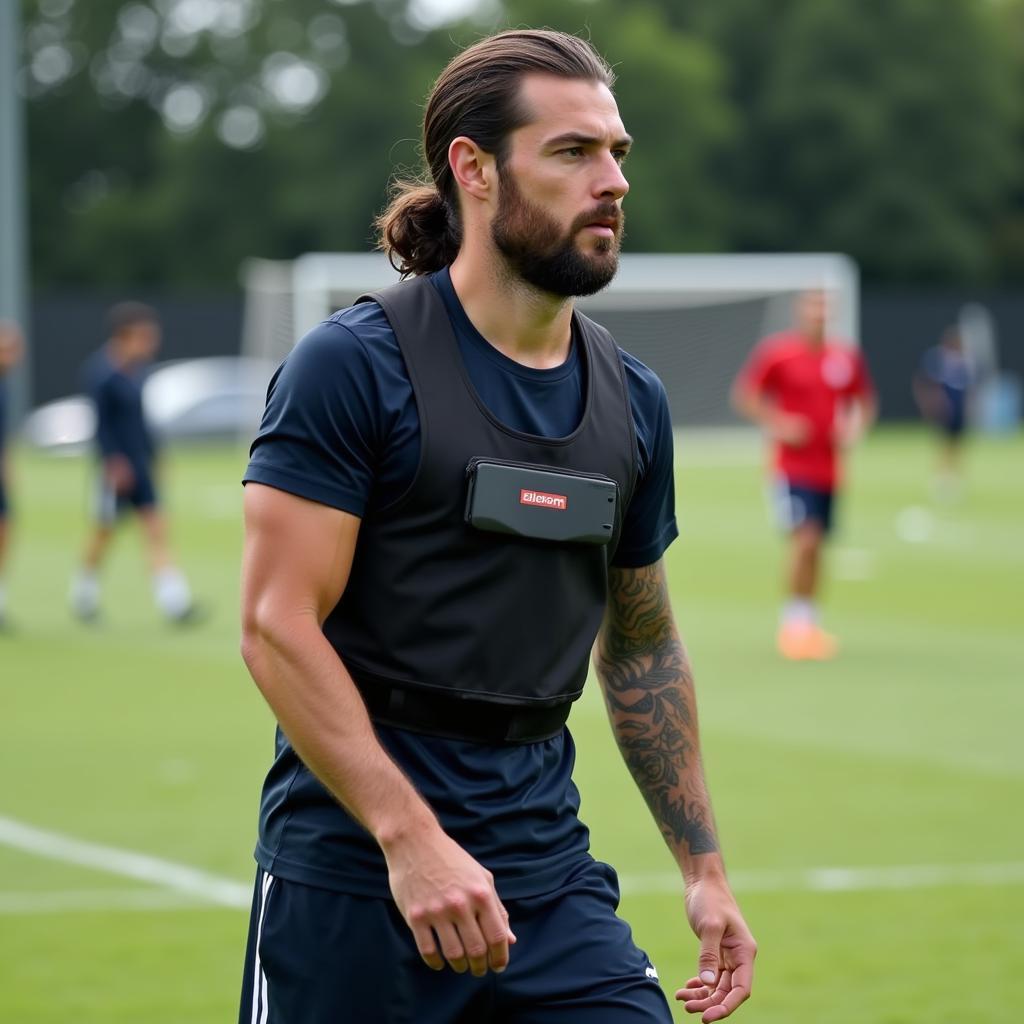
[5,860,1024,917]
[0,815,250,909]
[3,814,1024,916]
[619,861,1024,897]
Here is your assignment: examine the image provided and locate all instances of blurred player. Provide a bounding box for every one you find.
[732,290,876,660]
[913,326,973,499]
[69,302,197,624]
[0,321,25,628]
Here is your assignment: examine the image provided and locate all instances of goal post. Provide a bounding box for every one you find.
[241,252,859,428]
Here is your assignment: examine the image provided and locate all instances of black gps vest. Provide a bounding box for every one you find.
[323,275,638,709]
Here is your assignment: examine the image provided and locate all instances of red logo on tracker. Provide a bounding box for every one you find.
[520,488,568,510]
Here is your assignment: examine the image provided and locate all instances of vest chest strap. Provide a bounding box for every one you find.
[352,671,571,745]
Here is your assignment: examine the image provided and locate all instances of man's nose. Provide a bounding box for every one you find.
[595,153,629,202]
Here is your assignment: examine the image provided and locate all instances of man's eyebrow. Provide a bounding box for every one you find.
[543,131,634,150]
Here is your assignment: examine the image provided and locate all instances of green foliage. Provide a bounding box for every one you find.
[18,0,1024,286]
[991,0,1024,280]
[22,0,453,288]
[676,0,1020,281]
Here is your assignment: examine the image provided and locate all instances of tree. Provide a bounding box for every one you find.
[21,0,735,287]
[671,0,1020,282]
[991,0,1024,282]
[21,0,454,288]
[20,0,1024,286]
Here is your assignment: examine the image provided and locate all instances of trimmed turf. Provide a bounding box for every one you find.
[2,428,1021,1022]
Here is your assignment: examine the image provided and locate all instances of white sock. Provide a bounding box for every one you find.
[70,570,101,617]
[154,568,193,619]
[782,598,817,626]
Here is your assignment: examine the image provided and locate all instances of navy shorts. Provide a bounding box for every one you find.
[940,406,967,439]
[0,475,7,519]
[95,465,158,523]
[773,476,834,535]
[239,861,672,1024]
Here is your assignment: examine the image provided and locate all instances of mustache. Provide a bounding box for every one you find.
[571,203,623,234]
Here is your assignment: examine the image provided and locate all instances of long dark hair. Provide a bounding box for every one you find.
[375,29,614,276]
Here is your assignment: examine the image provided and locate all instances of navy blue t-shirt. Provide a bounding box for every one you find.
[921,345,971,418]
[243,269,679,899]
[83,350,155,469]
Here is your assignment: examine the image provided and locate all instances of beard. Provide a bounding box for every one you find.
[490,165,623,298]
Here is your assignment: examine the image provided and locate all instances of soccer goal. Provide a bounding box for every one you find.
[241,252,858,427]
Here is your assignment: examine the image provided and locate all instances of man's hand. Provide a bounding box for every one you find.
[770,412,812,447]
[675,877,756,1022]
[383,826,516,977]
[104,454,135,494]
[732,385,810,447]
[835,416,864,449]
[834,395,877,449]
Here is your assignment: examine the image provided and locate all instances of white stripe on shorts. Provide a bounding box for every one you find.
[250,870,276,1024]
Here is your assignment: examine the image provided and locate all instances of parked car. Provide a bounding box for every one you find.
[21,357,276,454]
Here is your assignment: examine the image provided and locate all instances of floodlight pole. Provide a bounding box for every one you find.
[0,0,31,423]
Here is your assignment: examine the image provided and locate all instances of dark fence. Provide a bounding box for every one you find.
[30,291,243,405]
[861,289,1024,421]
[28,286,1024,421]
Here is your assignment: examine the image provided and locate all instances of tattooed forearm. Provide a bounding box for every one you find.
[595,562,719,857]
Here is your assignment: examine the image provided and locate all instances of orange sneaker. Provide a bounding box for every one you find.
[777,622,839,661]
[805,624,839,660]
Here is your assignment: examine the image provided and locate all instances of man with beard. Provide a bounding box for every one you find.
[913,326,973,499]
[238,29,754,1024]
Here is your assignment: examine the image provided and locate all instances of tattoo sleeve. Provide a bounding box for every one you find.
[594,561,719,859]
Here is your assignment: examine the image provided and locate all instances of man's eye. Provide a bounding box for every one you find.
[560,147,584,158]
[613,149,630,164]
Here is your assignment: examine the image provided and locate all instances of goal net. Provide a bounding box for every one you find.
[241,252,858,428]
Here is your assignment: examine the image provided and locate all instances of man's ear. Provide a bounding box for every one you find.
[449,136,496,203]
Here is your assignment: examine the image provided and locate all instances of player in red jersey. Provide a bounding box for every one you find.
[732,291,876,660]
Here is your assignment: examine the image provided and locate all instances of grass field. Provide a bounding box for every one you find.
[1,428,1022,1023]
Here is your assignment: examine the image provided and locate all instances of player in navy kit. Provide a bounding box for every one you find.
[239,30,754,1024]
[0,322,24,628]
[69,302,197,624]
[914,326,973,497]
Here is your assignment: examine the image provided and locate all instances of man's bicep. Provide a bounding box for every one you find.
[242,482,361,625]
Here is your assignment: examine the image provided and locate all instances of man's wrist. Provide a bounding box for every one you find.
[681,850,728,887]
[374,800,439,855]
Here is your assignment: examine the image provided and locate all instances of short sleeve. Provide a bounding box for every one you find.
[612,353,679,569]
[243,319,386,517]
